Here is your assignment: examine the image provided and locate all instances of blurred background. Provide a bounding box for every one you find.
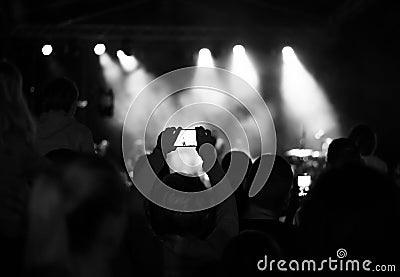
[1,0,399,169]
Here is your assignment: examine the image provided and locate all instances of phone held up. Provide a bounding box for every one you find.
[297,174,312,197]
[173,129,197,147]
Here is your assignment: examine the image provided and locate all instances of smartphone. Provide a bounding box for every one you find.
[174,129,197,147]
[297,174,311,197]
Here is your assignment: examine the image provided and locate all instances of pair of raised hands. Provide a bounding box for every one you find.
[155,126,216,154]
[154,126,217,171]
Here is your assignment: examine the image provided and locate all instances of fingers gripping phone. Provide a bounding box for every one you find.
[174,129,197,147]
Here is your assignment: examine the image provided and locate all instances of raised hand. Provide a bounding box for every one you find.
[195,126,216,151]
[155,127,182,156]
[195,126,217,172]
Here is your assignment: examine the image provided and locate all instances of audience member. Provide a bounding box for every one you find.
[133,127,238,277]
[0,61,42,276]
[298,164,400,263]
[241,154,296,257]
[327,137,361,168]
[35,78,94,155]
[349,124,388,173]
[221,151,252,218]
[26,154,128,277]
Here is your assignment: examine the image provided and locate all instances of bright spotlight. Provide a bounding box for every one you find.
[42,44,53,56]
[282,46,297,64]
[116,50,124,59]
[233,45,246,55]
[282,46,294,56]
[99,53,123,84]
[94,43,106,55]
[281,46,340,149]
[197,48,214,67]
[77,100,88,108]
[116,50,139,72]
[231,44,259,88]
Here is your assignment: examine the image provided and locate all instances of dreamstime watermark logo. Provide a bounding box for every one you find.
[336,248,347,259]
[257,248,396,272]
[122,67,276,212]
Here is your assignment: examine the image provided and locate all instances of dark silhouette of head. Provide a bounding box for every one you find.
[349,124,377,156]
[246,154,293,216]
[42,77,79,114]
[221,151,252,177]
[147,173,215,238]
[327,138,361,167]
[221,151,252,217]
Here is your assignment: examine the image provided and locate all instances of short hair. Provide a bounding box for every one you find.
[42,77,79,113]
[221,151,253,216]
[327,138,360,167]
[246,154,293,212]
[221,151,252,175]
[349,124,376,155]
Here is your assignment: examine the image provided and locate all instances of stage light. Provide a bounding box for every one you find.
[42,44,53,56]
[117,50,138,72]
[116,50,124,58]
[233,45,246,55]
[94,43,106,55]
[282,46,296,64]
[312,151,320,158]
[99,53,123,84]
[197,48,214,67]
[231,44,259,88]
[281,47,340,149]
[77,100,88,108]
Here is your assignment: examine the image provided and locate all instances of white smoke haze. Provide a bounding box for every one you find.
[100,54,275,174]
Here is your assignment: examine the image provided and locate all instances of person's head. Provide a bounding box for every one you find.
[221,151,252,177]
[245,154,293,216]
[221,230,282,276]
[327,138,361,168]
[0,60,35,145]
[42,77,79,115]
[298,165,400,261]
[147,173,215,239]
[349,124,377,156]
[221,151,253,216]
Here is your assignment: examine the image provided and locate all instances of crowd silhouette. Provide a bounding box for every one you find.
[1,60,399,276]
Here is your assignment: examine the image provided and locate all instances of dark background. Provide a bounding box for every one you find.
[1,0,399,167]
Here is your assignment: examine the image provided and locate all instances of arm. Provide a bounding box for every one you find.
[204,159,239,255]
[196,127,239,255]
[132,127,181,198]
